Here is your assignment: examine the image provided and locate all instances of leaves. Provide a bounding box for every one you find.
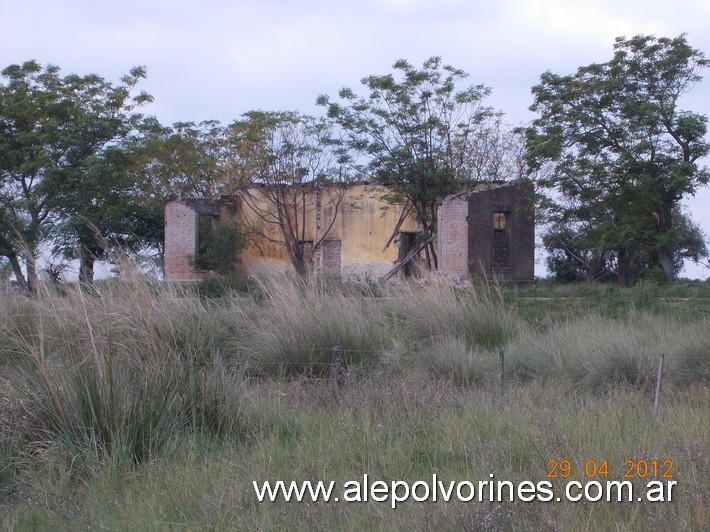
[224,111,348,276]
[0,60,152,287]
[319,56,510,268]
[527,34,710,284]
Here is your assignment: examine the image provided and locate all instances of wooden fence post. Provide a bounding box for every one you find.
[653,354,665,414]
[330,346,347,391]
[498,350,505,404]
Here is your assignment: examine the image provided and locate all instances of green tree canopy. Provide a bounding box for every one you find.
[526,34,710,285]
[126,119,229,274]
[0,60,152,288]
[317,57,500,268]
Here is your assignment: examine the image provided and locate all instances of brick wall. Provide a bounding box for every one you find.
[438,195,470,278]
[467,183,535,283]
[164,201,213,281]
[164,184,533,283]
[321,239,342,276]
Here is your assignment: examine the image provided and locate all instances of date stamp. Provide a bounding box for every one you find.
[544,459,677,502]
[547,459,674,480]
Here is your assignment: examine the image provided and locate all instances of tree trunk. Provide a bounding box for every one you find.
[420,214,438,270]
[7,254,28,292]
[79,252,96,285]
[427,241,438,270]
[655,200,675,283]
[657,250,674,283]
[616,248,631,287]
[586,253,603,282]
[292,257,308,278]
[25,255,38,292]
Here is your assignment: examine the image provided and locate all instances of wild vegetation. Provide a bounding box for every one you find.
[0,274,708,529]
[3,34,708,288]
[0,30,708,531]
[526,34,710,285]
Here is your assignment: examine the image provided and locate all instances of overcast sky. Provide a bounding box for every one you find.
[2,0,709,278]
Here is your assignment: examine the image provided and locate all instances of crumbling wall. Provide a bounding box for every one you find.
[164,201,213,281]
[163,184,419,281]
[437,182,535,283]
[467,183,535,282]
[437,194,470,278]
[164,183,534,283]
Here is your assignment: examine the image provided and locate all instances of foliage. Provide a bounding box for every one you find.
[543,209,707,283]
[193,273,260,299]
[225,111,348,276]
[318,57,506,268]
[0,277,245,477]
[127,119,230,272]
[526,34,710,285]
[543,222,616,282]
[190,218,245,275]
[131,119,228,199]
[2,372,709,529]
[0,276,708,528]
[0,60,152,288]
[51,147,160,283]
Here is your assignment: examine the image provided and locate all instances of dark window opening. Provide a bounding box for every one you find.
[492,211,511,268]
[194,214,218,270]
[398,231,420,278]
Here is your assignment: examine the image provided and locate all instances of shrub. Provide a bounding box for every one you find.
[505,313,710,391]
[7,279,246,477]
[191,218,245,275]
[409,335,497,386]
[236,275,391,374]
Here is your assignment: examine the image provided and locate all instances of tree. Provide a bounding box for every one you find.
[190,218,245,275]
[526,35,710,285]
[0,205,28,290]
[224,111,348,276]
[127,119,229,274]
[0,60,152,289]
[51,146,159,283]
[544,204,708,283]
[543,223,616,283]
[317,57,499,268]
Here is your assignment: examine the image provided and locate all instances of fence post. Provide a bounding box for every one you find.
[330,346,347,391]
[498,350,505,404]
[653,354,665,414]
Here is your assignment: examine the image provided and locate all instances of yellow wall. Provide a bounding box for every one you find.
[234,184,417,279]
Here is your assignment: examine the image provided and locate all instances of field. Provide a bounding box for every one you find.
[1,274,708,531]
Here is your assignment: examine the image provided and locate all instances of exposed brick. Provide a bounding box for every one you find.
[321,239,342,276]
[164,182,534,283]
[438,182,534,283]
[438,195,470,278]
[164,201,213,281]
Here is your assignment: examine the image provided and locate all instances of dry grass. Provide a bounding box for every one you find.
[0,274,708,530]
[2,377,708,530]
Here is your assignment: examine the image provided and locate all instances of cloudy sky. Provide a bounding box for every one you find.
[2,0,709,278]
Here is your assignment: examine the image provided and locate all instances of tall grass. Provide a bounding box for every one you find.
[2,378,708,531]
[504,312,710,391]
[234,276,392,373]
[236,275,519,375]
[0,273,708,521]
[0,275,246,482]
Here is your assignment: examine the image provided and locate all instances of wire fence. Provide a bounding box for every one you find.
[219,345,707,414]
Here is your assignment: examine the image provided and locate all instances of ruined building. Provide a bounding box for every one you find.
[164,181,534,283]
